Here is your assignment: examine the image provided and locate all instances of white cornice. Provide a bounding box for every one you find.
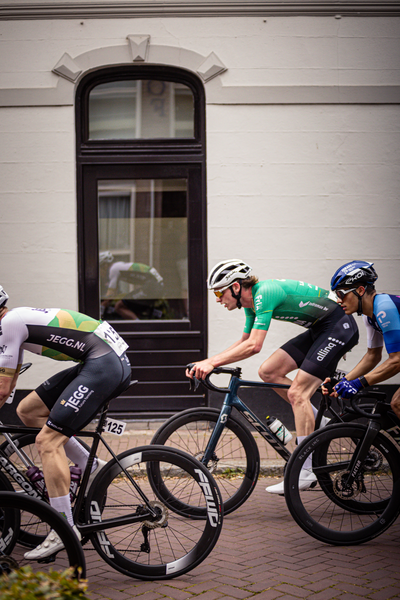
[1,2,400,20]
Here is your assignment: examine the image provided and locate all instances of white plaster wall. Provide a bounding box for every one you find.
[0,106,78,385]
[207,103,400,381]
[0,15,399,388]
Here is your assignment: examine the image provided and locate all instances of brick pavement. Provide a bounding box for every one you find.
[82,422,400,600]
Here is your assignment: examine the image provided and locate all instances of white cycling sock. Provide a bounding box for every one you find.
[64,437,98,473]
[297,436,313,471]
[50,494,74,527]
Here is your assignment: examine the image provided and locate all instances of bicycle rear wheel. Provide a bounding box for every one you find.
[151,408,260,515]
[84,445,223,580]
[284,424,400,545]
[0,492,85,578]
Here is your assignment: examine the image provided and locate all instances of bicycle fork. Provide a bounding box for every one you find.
[201,402,234,466]
[341,421,381,493]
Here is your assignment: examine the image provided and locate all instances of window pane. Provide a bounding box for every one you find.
[89,80,194,139]
[99,179,188,321]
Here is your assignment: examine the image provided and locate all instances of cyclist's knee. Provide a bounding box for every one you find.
[17,391,49,426]
[287,385,309,409]
[258,364,279,383]
[35,426,66,457]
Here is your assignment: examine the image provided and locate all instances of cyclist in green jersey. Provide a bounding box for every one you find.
[187,260,359,494]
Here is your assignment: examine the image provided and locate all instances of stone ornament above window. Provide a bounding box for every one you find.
[52,35,227,84]
[127,35,150,62]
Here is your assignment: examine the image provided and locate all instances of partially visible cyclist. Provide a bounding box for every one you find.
[187,260,359,494]
[0,285,131,559]
[100,251,164,320]
[329,261,400,419]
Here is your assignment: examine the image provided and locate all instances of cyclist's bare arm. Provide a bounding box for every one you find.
[0,368,19,408]
[187,329,267,380]
[359,350,400,386]
[343,346,383,381]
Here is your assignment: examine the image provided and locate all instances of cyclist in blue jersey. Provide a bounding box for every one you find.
[329,261,400,418]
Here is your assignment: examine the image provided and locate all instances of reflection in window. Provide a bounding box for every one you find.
[99,180,188,321]
[89,80,194,139]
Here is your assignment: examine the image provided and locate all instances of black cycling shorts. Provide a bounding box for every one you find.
[36,351,131,437]
[280,305,359,380]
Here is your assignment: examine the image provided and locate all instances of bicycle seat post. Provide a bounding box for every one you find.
[96,401,111,434]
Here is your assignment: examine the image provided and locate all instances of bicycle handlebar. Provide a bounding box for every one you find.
[186,363,290,394]
[349,390,387,419]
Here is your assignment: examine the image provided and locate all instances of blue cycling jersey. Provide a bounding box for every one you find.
[369,294,400,354]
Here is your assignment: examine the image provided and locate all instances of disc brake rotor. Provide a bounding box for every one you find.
[332,471,363,499]
[364,449,383,471]
[194,452,218,473]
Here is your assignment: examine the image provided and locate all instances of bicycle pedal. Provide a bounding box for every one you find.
[37,553,56,564]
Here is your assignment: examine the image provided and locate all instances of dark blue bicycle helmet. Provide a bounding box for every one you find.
[330,261,378,291]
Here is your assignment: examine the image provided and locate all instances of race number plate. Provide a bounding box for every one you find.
[95,321,128,356]
[105,417,126,436]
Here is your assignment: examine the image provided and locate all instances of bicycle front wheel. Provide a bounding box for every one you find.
[284,424,400,545]
[151,408,260,515]
[0,492,85,578]
[84,445,223,580]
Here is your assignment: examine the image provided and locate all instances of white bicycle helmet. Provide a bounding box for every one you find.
[99,251,114,265]
[0,285,9,308]
[207,260,252,291]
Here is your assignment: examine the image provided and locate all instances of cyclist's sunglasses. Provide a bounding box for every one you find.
[335,287,357,300]
[214,289,226,298]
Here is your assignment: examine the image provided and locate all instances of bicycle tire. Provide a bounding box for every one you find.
[0,433,90,548]
[284,423,400,545]
[151,408,260,515]
[0,472,19,558]
[84,445,223,580]
[0,492,86,578]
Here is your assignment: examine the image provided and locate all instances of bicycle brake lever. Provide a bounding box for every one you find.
[189,376,201,392]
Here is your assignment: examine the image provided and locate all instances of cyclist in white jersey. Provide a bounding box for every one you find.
[0,286,131,559]
[329,261,400,419]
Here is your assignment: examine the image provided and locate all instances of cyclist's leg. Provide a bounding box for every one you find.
[260,331,323,423]
[25,352,130,559]
[288,370,322,437]
[23,427,81,560]
[390,386,400,419]
[17,365,80,428]
[266,311,359,494]
[16,391,50,427]
[258,348,298,403]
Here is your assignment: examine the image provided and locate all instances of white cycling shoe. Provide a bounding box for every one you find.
[24,525,81,560]
[265,470,317,495]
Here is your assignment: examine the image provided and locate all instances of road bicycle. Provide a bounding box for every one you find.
[151,365,364,515]
[0,491,86,577]
[284,390,400,545]
[0,368,223,580]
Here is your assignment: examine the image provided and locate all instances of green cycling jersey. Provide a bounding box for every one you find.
[243,279,337,334]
